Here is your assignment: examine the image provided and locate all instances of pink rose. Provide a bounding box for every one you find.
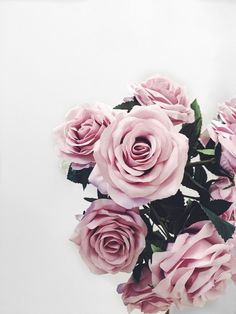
[150,222,236,309]
[71,199,147,274]
[210,177,236,202]
[54,103,114,170]
[207,98,236,142]
[221,204,236,222]
[117,267,172,314]
[131,77,194,125]
[218,98,236,124]
[207,120,234,143]
[205,99,236,175]
[89,105,189,209]
[225,204,236,283]
[220,135,236,175]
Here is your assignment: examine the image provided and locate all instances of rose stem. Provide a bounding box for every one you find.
[182,194,200,200]
[186,158,215,167]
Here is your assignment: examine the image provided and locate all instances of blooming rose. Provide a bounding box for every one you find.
[89,105,189,209]
[218,98,236,124]
[221,204,236,222]
[207,120,234,143]
[131,77,194,125]
[54,103,115,170]
[210,177,236,202]
[224,203,236,283]
[117,267,172,314]
[200,132,236,176]
[207,98,236,142]
[71,199,147,274]
[150,222,236,309]
[220,135,236,175]
[205,98,236,175]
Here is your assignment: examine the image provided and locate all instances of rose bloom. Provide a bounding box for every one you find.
[201,130,236,175]
[54,103,115,170]
[89,105,189,209]
[207,98,236,142]
[220,135,236,175]
[117,267,172,314]
[131,77,194,125]
[71,199,147,274]
[210,177,236,202]
[218,97,236,124]
[221,204,236,222]
[150,222,236,309]
[204,99,236,175]
[224,203,236,284]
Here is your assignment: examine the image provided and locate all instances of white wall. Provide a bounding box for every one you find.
[1,1,236,314]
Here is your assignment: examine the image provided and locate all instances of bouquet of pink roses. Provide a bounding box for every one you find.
[54,76,236,314]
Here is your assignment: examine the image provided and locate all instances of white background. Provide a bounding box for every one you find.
[1,0,236,313]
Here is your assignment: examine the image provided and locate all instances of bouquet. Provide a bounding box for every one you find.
[54,76,236,314]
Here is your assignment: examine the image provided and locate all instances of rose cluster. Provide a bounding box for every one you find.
[55,76,236,314]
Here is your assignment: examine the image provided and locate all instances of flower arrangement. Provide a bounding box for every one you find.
[54,76,236,314]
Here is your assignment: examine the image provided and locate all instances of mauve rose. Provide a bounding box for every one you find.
[210,177,236,202]
[131,77,194,125]
[89,105,189,209]
[207,98,236,142]
[54,103,115,170]
[71,199,147,274]
[218,98,236,124]
[220,135,236,175]
[225,204,236,284]
[150,222,236,309]
[205,99,236,175]
[207,120,234,143]
[117,267,172,314]
[221,204,236,222]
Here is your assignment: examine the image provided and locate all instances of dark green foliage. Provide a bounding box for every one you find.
[113,98,141,112]
[97,190,109,199]
[180,100,202,158]
[67,165,93,190]
[184,200,232,230]
[200,205,235,242]
[84,197,96,203]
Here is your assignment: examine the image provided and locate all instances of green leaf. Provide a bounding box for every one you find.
[207,200,232,216]
[184,201,208,228]
[215,143,222,163]
[191,99,201,121]
[84,197,96,203]
[150,190,185,216]
[150,191,187,237]
[114,98,140,112]
[151,244,162,253]
[97,190,109,199]
[182,171,210,203]
[193,166,208,186]
[200,143,234,180]
[67,165,93,190]
[200,205,235,242]
[132,263,145,282]
[197,149,215,156]
[180,99,202,158]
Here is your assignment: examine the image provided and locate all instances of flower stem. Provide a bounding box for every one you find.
[150,206,170,240]
[186,158,215,167]
[185,172,209,194]
[182,194,200,200]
